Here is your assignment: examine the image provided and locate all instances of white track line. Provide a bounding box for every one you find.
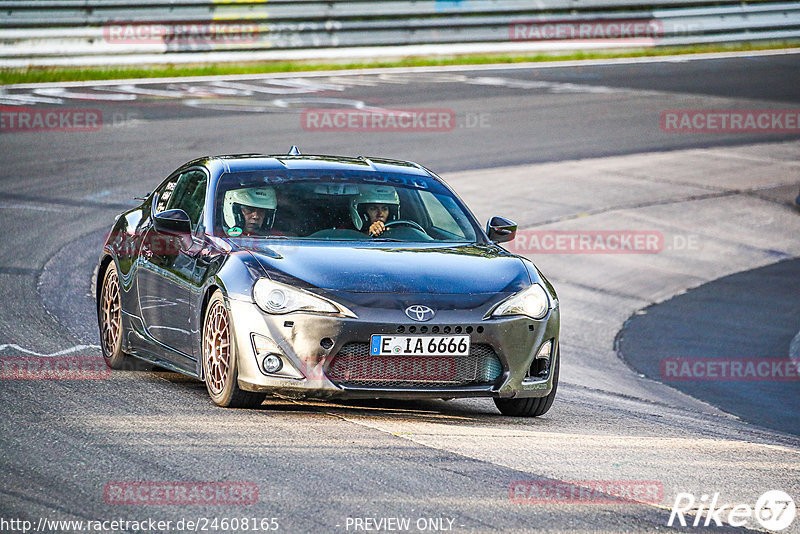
[0,344,100,357]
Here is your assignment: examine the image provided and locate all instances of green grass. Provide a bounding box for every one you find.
[2,41,798,85]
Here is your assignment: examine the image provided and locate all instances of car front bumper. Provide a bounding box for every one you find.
[228,297,560,400]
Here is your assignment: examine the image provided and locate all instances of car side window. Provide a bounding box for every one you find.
[154,174,180,214]
[165,170,208,231]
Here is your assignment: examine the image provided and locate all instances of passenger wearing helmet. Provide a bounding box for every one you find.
[223,187,277,236]
[350,185,400,237]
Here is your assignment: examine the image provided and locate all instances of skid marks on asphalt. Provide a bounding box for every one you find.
[1,72,628,112]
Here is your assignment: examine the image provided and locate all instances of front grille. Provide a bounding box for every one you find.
[327,343,503,388]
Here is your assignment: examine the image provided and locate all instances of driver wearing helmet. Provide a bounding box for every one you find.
[350,185,400,237]
[223,187,277,236]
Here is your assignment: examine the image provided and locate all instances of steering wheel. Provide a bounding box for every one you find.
[384,219,427,233]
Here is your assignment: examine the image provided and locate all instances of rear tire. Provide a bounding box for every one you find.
[202,290,265,408]
[494,348,559,417]
[99,262,130,370]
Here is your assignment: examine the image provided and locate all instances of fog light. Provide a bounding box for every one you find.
[262,354,283,374]
[535,340,553,360]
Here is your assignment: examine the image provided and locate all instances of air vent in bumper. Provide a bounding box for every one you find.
[327,343,503,388]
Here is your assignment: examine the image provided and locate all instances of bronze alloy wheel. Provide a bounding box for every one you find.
[99,263,128,369]
[202,290,266,408]
[203,299,231,396]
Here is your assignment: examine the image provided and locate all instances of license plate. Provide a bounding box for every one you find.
[370,335,470,356]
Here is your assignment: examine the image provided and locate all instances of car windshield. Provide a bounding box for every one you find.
[213,169,482,243]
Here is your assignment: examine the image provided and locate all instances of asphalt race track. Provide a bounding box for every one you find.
[619,258,800,437]
[1,50,799,533]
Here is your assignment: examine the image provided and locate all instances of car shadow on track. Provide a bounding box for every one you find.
[126,368,565,428]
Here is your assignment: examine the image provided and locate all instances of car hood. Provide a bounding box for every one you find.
[246,241,530,294]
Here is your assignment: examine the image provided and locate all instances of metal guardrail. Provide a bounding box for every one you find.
[1,0,799,67]
[0,0,775,27]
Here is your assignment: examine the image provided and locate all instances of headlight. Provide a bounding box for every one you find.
[253,278,353,316]
[489,283,550,320]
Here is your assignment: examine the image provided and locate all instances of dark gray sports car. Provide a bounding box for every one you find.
[96,148,560,416]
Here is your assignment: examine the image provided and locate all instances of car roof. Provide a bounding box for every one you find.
[205,153,435,178]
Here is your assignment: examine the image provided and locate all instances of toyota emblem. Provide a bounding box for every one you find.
[405,305,435,322]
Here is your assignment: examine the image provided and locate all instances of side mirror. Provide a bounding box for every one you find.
[154,209,192,236]
[486,216,517,244]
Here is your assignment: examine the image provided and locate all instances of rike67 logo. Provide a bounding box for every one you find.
[668,490,796,531]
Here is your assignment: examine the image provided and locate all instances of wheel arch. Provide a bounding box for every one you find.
[95,255,114,318]
[196,281,224,379]
[194,252,266,378]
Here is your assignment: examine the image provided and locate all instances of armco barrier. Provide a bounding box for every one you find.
[0,0,798,67]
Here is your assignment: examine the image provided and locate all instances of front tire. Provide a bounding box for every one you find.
[99,262,129,369]
[494,348,560,417]
[202,290,265,408]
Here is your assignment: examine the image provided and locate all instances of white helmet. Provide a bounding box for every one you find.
[223,187,277,232]
[350,185,400,230]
